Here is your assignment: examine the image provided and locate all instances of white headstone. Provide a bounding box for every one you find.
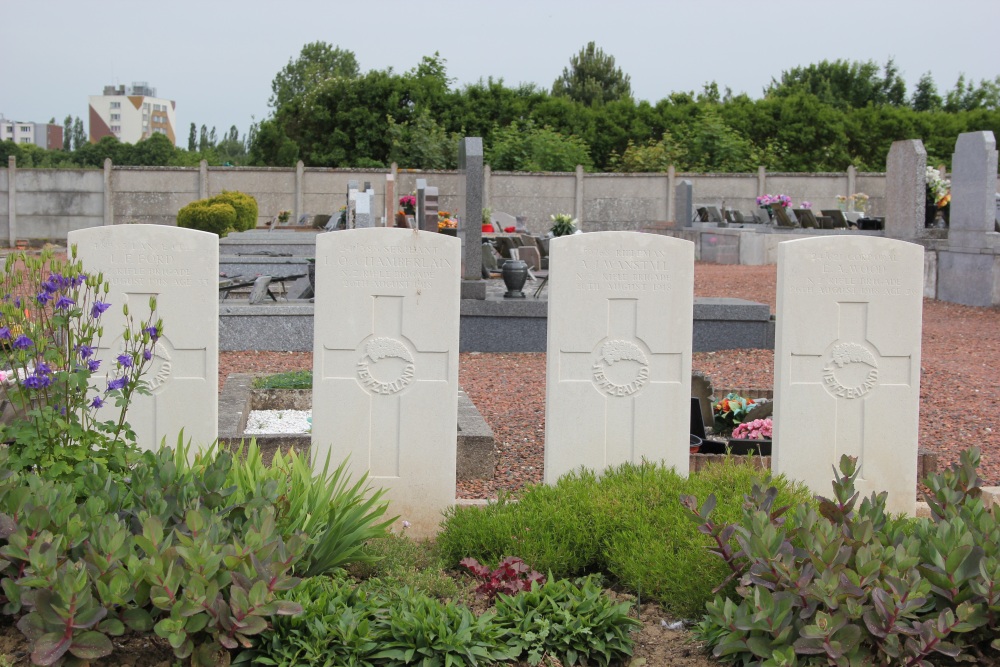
[544,232,694,483]
[311,228,461,537]
[354,193,373,229]
[772,237,923,515]
[68,225,218,452]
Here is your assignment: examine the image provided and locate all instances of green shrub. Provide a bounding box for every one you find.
[211,190,259,231]
[438,460,813,618]
[688,448,1000,665]
[252,370,313,390]
[349,534,459,600]
[494,576,641,667]
[177,199,237,236]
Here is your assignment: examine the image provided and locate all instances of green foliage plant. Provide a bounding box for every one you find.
[217,441,395,576]
[686,447,1000,665]
[349,534,459,600]
[549,213,577,237]
[210,191,259,231]
[0,442,307,666]
[552,41,632,107]
[493,576,640,667]
[177,199,237,237]
[0,247,162,487]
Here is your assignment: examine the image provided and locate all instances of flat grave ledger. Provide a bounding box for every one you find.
[311,228,461,538]
[68,225,219,452]
[772,236,924,515]
[544,231,694,483]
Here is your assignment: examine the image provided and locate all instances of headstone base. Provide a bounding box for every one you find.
[461,280,486,300]
[936,250,1000,307]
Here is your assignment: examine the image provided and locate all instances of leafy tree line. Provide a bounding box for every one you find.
[6,44,999,173]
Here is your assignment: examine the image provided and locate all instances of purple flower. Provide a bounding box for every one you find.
[106,377,127,391]
[87,359,101,372]
[36,292,52,306]
[42,276,61,294]
[72,275,87,287]
[91,301,111,319]
[36,362,52,375]
[12,297,21,308]
[12,335,32,350]
[54,295,75,310]
[142,348,153,361]
[23,374,51,389]
[77,344,94,359]
[145,325,160,341]
[90,395,104,409]
[116,354,133,368]
[0,327,10,341]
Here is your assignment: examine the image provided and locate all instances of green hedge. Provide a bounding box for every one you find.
[177,199,237,236]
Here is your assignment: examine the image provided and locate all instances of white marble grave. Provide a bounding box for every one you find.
[311,228,460,537]
[544,232,694,483]
[772,237,924,515]
[68,225,218,451]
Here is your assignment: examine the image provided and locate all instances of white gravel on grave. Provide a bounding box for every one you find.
[245,409,312,434]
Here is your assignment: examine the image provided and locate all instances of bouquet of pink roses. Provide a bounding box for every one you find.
[732,417,773,440]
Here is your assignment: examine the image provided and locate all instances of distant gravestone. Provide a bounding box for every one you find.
[68,225,218,452]
[544,232,694,483]
[425,186,439,231]
[311,228,461,538]
[937,132,1000,306]
[884,140,927,240]
[518,244,542,271]
[384,174,396,226]
[690,371,714,429]
[354,193,374,229]
[772,236,924,515]
[676,180,693,224]
[458,138,486,299]
[415,179,429,232]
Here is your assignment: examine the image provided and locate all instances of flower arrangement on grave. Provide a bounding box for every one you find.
[437,210,457,230]
[550,213,578,237]
[277,210,291,223]
[731,417,773,440]
[851,192,870,214]
[712,392,757,434]
[926,166,951,209]
[800,201,812,209]
[836,194,849,211]
[399,195,416,216]
[337,205,347,229]
[756,194,792,209]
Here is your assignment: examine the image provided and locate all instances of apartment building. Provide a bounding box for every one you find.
[0,117,64,150]
[88,82,176,145]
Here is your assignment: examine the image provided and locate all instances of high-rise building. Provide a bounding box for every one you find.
[88,82,176,145]
[0,116,64,150]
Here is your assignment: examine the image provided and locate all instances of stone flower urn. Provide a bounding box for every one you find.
[502,259,529,298]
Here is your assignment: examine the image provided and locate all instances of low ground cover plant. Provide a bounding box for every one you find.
[438,459,813,618]
[687,447,1000,665]
[251,369,313,390]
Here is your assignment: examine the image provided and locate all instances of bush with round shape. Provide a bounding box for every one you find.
[211,190,259,231]
[176,199,237,236]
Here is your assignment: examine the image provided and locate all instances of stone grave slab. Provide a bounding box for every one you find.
[311,228,461,537]
[773,236,923,515]
[884,140,927,239]
[458,138,485,299]
[68,225,218,452]
[544,231,694,483]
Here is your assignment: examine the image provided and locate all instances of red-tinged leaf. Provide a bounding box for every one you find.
[271,600,303,616]
[72,604,107,629]
[218,633,238,650]
[68,631,114,660]
[122,607,154,632]
[16,613,45,641]
[31,631,71,666]
[235,614,267,636]
[98,617,125,636]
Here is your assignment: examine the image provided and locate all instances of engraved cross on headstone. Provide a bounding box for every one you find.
[320,295,448,477]
[556,298,683,465]
[788,302,912,477]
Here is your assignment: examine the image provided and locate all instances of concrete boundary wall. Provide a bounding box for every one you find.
[5,159,960,244]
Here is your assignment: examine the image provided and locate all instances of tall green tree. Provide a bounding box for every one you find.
[911,72,942,112]
[72,118,85,149]
[552,42,632,107]
[199,125,209,152]
[188,123,197,151]
[767,59,907,109]
[270,42,360,112]
[63,115,73,150]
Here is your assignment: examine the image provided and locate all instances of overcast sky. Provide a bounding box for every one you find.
[3,0,998,145]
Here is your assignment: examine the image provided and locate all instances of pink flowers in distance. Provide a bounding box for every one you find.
[732,418,773,440]
[756,194,792,208]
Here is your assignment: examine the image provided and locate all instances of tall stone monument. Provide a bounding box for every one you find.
[675,179,693,225]
[458,138,485,299]
[884,140,927,240]
[937,131,1000,306]
[772,236,924,515]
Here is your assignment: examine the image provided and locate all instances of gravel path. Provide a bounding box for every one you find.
[219,263,1000,498]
